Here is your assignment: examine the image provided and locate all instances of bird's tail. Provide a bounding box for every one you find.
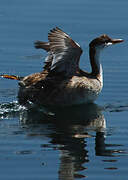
[0,74,23,80]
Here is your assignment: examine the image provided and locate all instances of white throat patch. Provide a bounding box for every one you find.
[95,46,103,86]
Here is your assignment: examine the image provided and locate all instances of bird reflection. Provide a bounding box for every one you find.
[19,103,106,179]
[0,101,125,179]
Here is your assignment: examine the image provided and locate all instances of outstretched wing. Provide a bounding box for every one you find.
[35,27,83,75]
[34,41,53,71]
[48,27,83,75]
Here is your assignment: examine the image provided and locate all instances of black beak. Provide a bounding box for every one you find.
[111,39,124,44]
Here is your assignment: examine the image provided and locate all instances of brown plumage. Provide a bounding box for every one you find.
[0,27,124,106]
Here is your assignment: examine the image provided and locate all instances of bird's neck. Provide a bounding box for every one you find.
[89,46,103,85]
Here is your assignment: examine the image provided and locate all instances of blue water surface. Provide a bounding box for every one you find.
[0,0,128,179]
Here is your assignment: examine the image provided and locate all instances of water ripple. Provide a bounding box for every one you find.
[0,101,26,118]
[1,100,128,120]
[104,103,128,113]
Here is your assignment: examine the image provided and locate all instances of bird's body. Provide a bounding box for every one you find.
[18,71,102,106]
[1,27,123,106]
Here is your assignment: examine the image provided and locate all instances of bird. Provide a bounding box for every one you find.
[0,27,123,106]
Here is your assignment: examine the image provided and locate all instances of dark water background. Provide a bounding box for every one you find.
[0,0,128,179]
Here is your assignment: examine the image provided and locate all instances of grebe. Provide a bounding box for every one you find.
[1,27,123,106]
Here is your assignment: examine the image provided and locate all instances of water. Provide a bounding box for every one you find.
[0,0,128,179]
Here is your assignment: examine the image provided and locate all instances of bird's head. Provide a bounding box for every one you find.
[89,34,124,49]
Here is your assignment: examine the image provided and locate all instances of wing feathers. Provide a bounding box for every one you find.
[34,41,50,52]
[35,27,83,75]
[48,27,83,74]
